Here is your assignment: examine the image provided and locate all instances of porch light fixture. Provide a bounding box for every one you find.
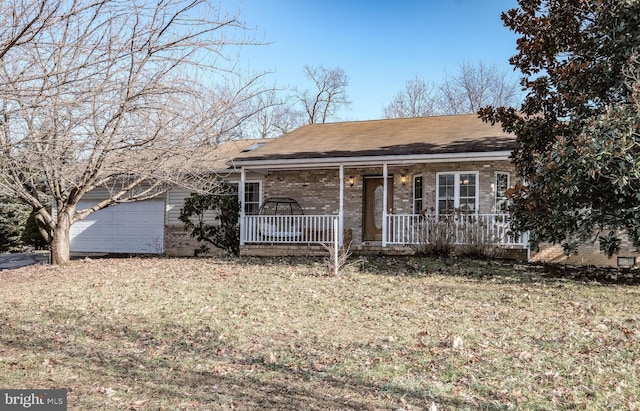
[348,176,354,187]
[401,174,407,186]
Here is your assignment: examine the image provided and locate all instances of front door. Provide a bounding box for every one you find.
[363,177,393,241]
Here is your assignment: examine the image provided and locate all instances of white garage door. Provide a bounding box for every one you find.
[70,199,165,253]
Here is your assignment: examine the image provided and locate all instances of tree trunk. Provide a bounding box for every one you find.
[34,212,52,244]
[50,212,71,265]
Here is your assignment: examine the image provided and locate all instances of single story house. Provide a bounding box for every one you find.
[70,114,638,267]
[230,114,524,257]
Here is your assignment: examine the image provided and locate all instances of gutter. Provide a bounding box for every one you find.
[228,151,512,171]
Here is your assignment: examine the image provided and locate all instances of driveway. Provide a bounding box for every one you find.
[0,251,49,271]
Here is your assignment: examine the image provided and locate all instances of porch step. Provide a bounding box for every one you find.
[241,244,328,257]
[241,244,418,257]
[241,244,527,260]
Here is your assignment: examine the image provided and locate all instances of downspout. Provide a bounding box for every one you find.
[382,163,388,247]
[339,164,344,247]
[239,166,246,246]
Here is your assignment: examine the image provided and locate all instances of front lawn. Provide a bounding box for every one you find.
[1,256,638,410]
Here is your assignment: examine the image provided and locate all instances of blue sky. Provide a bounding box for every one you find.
[226,0,521,121]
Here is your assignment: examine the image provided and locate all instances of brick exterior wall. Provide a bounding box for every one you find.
[162,162,637,267]
[532,240,639,268]
[164,225,200,256]
[261,160,517,248]
[164,225,227,257]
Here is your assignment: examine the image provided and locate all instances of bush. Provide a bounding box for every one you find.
[411,213,506,259]
[179,182,240,256]
[455,216,506,259]
[321,241,352,276]
[410,214,456,257]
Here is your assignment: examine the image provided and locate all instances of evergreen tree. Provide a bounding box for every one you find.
[480,0,640,256]
[179,182,241,256]
[0,196,30,252]
[21,211,49,250]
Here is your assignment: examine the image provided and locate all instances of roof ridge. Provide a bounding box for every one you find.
[306,113,481,126]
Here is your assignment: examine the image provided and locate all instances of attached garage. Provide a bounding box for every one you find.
[70,198,165,254]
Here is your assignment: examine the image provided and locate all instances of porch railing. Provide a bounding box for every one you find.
[241,213,527,248]
[386,213,527,247]
[242,214,338,244]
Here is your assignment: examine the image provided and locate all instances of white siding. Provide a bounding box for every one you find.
[70,198,165,253]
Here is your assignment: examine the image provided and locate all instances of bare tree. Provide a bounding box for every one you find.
[268,103,306,135]
[383,75,438,118]
[295,65,351,124]
[0,0,266,264]
[203,74,274,143]
[248,90,304,138]
[438,61,519,114]
[0,0,58,60]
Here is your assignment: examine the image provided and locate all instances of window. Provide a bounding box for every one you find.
[458,173,477,213]
[244,182,261,215]
[436,172,478,214]
[494,172,510,212]
[437,173,455,213]
[413,175,423,213]
[230,181,262,215]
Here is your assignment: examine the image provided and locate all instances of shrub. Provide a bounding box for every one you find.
[410,214,456,257]
[455,216,506,259]
[411,213,506,259]
[179,182,240,256]
[321,241,352,276]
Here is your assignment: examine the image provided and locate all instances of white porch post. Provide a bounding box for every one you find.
[239,166,246,246]
[339,164,344,246]
[382,162,388,247]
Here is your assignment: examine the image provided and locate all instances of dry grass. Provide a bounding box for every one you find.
[0,256,639,410]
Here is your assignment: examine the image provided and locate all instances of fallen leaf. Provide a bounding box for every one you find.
[453,336,464,350]
[265,351,277,364]
[519,351,532,361]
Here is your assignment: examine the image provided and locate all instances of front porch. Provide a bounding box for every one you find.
[236,159,529,259]
[240,213,528,256]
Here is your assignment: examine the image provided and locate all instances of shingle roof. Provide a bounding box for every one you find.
[232,114,515,163]
[208,138,273,170]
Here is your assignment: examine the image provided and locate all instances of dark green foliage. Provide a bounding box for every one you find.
[479,0,640,257]
[179,182,240,256]
[21,211,49,250]
[0,196,30,252]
